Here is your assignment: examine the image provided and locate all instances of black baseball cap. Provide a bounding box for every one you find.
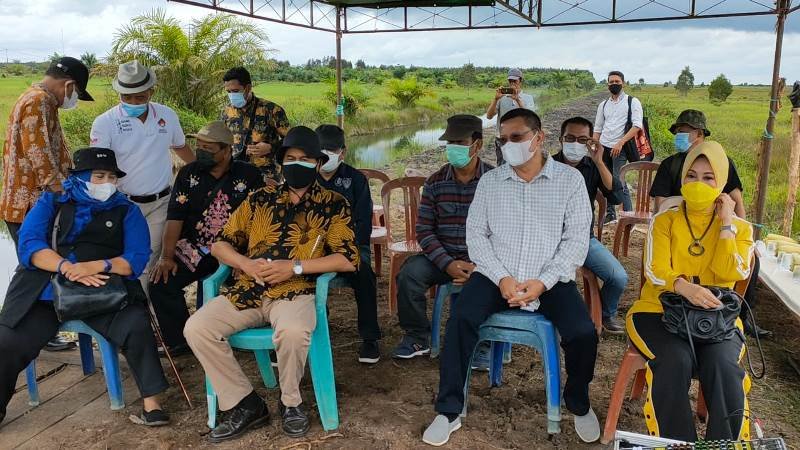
[70,147,126,177]
[277,126,329,164]
[315,124,346,151]
[439,114,483,141]
[49,56,93,101]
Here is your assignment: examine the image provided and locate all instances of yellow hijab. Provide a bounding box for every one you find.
[681,141,729,191]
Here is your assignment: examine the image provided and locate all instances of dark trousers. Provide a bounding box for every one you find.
[336,245,381,341]
[603,146,634,214]
[434,273,598,416]
[0,301,169,418]
[4,220,20,249]
[149,256,219,348]
[629,313,748,442]
[396,254,452,343]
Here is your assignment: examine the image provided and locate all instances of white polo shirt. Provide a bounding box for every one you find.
[90,102,185,196]
[594,92,643,148]
[496,92,536,131]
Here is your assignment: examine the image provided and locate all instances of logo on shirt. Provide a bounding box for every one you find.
[158,118,166,127]
[234,180,247,192]
[335,177,352,190]
[189,175,199,188]
[176,192,188,204]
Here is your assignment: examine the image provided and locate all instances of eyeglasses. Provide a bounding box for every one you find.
[496,128,535,146]
[562,135,591,144]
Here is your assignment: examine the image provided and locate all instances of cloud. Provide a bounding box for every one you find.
[0,0,796,84]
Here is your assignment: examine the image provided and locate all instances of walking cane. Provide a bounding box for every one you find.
[145,300,193,409]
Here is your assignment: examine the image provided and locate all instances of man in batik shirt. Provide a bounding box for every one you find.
[184,126,359,442]
[221,67,290,182]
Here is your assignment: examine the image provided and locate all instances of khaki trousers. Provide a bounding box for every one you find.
[134,194,169,293]
[184,294,316,410]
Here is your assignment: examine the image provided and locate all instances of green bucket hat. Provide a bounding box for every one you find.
[669,109,711,136]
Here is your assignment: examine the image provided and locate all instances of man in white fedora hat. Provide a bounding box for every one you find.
[90,60,195,286]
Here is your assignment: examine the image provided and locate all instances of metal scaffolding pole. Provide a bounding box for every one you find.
[336,5,344,129]
[753,0,791,238]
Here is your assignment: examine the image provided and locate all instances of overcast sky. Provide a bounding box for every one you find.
[0,0,798,84]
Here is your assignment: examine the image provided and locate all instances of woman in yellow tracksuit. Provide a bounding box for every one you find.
[626,141,754,442]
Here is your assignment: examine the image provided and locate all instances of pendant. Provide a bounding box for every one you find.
[688,240,705,256]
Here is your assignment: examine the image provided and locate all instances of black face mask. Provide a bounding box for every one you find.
[609,84,623,95]
[282,162,317,189]
[195,149,218,171]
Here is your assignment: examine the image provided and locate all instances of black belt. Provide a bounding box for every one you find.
[129,187,171,204]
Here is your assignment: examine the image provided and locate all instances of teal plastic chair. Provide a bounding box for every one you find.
[462,310,562,434]
[26,320,124,410]
[201,265,339,431]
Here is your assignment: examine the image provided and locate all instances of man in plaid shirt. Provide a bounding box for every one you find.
[422,109,600,446]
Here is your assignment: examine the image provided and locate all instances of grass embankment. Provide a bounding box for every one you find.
[638,86,794,235]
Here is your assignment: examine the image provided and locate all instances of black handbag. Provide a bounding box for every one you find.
[660,286,742,345]
[50,208,129,322]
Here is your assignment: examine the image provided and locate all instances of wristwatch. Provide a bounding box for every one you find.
[103,259,112,273]
[292,260,304,275]
[720,224,737,234]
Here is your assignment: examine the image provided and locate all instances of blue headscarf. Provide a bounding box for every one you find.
[59,170,131,243]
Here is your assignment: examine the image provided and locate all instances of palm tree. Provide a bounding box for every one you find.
[109,8,270,117]
[80,52,98,70]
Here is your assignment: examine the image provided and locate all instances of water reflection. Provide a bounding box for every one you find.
[0,221,16,307]
[346,115,494,169]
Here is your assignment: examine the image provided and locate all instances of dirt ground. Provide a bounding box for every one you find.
[8,92,800,449]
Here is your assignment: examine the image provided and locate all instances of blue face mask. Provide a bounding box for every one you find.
[120,101,148,118]
[445,144,473,169]
[228,92,247,108]
[674,132,693,153]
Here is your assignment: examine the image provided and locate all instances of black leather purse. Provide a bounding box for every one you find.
[52,273,128,322]
[50,208,129,322]
[660,286,742,345]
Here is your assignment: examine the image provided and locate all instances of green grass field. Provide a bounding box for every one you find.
[636,85,794,234]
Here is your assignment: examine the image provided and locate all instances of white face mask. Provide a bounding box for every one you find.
[500,139,535,167]
[86,182,117,202]
[320,150,342,173]
[60,82,78,110]
[562,142,588,162]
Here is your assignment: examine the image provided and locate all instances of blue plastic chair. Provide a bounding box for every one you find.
[202,265,339,431]
[430,283,511,363]
[25,320,124,410]
[462,309,562,434]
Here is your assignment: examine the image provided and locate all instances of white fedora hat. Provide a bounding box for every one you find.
[112,60,157,94]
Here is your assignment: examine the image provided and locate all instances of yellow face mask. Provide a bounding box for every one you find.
[680,181,720,212]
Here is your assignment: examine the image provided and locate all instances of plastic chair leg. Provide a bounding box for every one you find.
[696,388,708,423]
[388,254,400,315]
[630,369,647,400]
[489,341,505,387]
[502,342,512,364]
[78,333,96,375]
[26,360,39,406]
[205,376,218,429]
[430,285,449,358]
[253,349,278,388]
[537,325,562,435]
[601,353,643,444]
[612,223,624,258]
[308,335,339,431]
[98,340,124,410]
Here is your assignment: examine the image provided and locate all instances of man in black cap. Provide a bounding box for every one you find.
[392,114,494,360]
[184,126,360,441]
[315,124,382,364]
[0,56,94,352]
[148,121,264,355]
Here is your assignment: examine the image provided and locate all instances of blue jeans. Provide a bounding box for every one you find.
[583,237,628,319]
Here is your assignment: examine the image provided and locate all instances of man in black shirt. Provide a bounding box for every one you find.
[149,121,265,353]
[649,109,745,217]
[315,124,382,363]
[553,117,629,333]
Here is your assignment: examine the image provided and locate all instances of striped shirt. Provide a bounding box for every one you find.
[467,156,592,289]
[417,160,494,271]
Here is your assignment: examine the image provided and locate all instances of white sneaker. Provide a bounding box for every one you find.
[422,414,462,446]
[574,407,600,443]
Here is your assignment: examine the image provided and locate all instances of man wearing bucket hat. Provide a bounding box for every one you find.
[486,68,536,165]
[148,121,264,355]
[90,60,195,287]
[0,56,94,351]
[184,126,359,441]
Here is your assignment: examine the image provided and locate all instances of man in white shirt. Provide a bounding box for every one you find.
[593,70,643,223]
[422,109,600,446]
[486,68,536,165]
[90,60,195,285]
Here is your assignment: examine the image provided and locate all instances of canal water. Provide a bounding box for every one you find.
[0,114,496,305]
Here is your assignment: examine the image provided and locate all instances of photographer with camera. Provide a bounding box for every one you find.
[486,68,536,165]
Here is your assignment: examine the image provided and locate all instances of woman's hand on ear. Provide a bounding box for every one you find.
[716,193,736,223]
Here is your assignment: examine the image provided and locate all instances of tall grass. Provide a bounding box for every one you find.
[638,86,794,234]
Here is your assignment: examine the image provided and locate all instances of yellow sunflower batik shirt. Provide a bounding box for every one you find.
[217,182,360,310]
